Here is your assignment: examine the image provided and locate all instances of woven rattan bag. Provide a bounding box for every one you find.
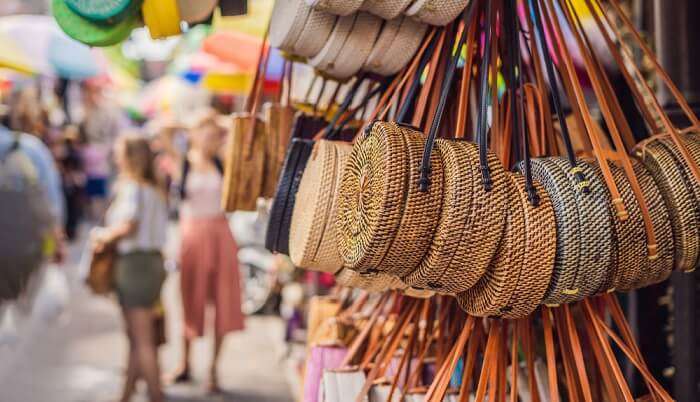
[289,140,352,272]
[310,12,383,80]
[261,102,295,198]
[222,37,270,212]
[635,137,699,272]
[291,8,337,58]
[364,15,428,77]
[269,0,312,52]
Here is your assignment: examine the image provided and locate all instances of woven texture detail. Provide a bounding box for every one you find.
[269,0,312,51]
[378,125,444,277]
[336,122,409,271]
[262,103,295,198]
[361,0,414,19]
[222,113,265,212]
[404,0,469,26]
[501,174,556,319]
[309,14,357,75]
[365,16,428,76]
[307,0,364,16]
[636,137,699,272]
[335,268,407,293]
[318,12,383,80]
[551,157,613,299]
[292,8,337,58]
[289,140,352,273]
[456,172,523,317]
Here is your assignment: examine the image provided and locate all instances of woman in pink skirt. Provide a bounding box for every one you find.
[166,110,244,392]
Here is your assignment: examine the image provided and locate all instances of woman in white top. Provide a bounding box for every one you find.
[92,134,168,402]
[163,110,244,393]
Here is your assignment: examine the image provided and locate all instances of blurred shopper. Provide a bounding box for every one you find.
[165,110,244,392]
[91,134,168,402]
[54,125,85,241]
[81,125,111,221]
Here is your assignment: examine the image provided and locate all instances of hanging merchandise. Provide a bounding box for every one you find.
[142,0,182,39]
[53,0,140,46]
[245,0,700,398]
[64,0,140,23]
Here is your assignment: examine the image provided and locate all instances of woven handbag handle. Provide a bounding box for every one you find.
[425,316,476,402]
[316,77,366,140]
[328,82,388,139]
[340,292,393,368]
[241,26,271,160]
[417,4,476,192]
[396,32,442,125]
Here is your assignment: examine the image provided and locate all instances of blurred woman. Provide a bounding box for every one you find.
[92,134,168,402]
[166,110,244,393]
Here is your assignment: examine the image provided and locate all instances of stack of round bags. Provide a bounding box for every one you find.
[269,0,470,79]
[288,121,700,319]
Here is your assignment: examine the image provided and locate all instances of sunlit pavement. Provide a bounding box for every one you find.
[0,225,295,402]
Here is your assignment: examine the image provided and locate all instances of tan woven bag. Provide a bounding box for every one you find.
[289,140,352,272]
[261,102,295,198]
[404,0,470,26]
[310,12,383,80]
[306,0,364,16]
[292,8,337,58]
[364,15,428,76]
[222,33,269,212]
[269,0,312,52]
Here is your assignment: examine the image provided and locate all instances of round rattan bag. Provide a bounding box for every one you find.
[500,174,556,319]
[364,15,428,76]
[456,172,524,317]
[289,140,352,272]
[269,0,313,52]
[404,140,507,294]
[635,137,699,272]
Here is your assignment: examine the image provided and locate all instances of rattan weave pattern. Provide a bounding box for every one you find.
[456,172,524,317]
[584,160,645,293]
[365,16,428,76]
[636,138,699,272]
[360,0,414,20]
[404,0,469,26]
[321,12,383,80]
[551,157,613,299]
[501,174,556,319]
[402,140,475,293]
[269,0,312,51]
[335,122,409,271]
[309,14,356,74]
[628,160,674,289]
[292,8,336,58]
[377,125,444,277]
[660,134,700,270]
[290,141,353,272]
[522,158,580,305]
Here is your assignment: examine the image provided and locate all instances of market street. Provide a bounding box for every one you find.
[0,232,294,402]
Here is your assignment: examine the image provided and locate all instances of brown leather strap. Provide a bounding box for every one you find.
[426,316,475,402]
[341,292,393,368]
[412,28,447,128]
[510,320,519,402]
[542,307,561,402]
[474,321,500,402]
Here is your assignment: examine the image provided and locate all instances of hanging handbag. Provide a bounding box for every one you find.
[86,246,116,295]
[53,0,140,47]
[222,31,270,212]
[309,13,383,80]
[292,8,338,58]
[142,0,182,39]
[270,0,314,52]
[364,16,429,77]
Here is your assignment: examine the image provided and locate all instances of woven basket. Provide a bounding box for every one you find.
[289,140,352,272]
[635,137,699,272]
[311,12,383,80]
[306,0,364,16]
[335,122,410,271]
[222,113,266,212]
[360,0,414,19]
[405,141,507,293]
[378,124,444,277]
[269,0,313,52]
[551,157,614,299]
[501,174,556,319]
[456,172,524,317]
[262,103,295,198]
[364,15,428,76]
[292,8,337,58]
[404,0,469,26]
[660,134,700,270]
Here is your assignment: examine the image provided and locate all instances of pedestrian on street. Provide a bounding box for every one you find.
[91,134,168,402]
[164,109,245,393]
